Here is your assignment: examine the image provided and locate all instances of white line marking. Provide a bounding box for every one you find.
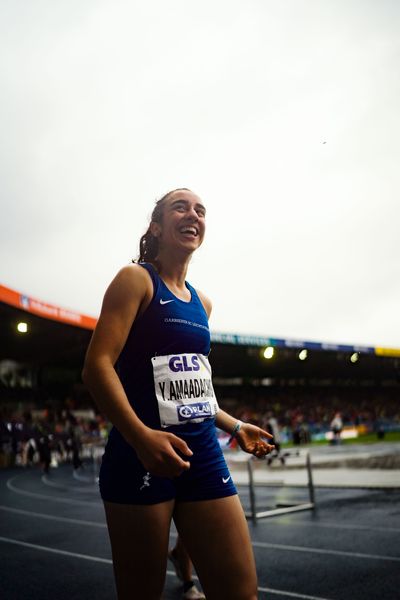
[0,504,106,528]
[172,531,400,563]
[0,535,112,563]
[258,586,333,600]
[276,519,400,534]
[72,470,97,484]
[252,541,400,562]
[6,476,99,506]
[41,475,69,489]
[0,536,332,600]
[8,471,393,600]
[42,474,94,493]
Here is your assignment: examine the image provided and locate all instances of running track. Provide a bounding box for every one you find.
[0,464,399,599]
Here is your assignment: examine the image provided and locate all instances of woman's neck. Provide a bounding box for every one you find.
[156,249,191,289]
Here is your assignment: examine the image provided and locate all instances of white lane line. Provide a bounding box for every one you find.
[256,515,400,534]
[258,587,333,600]
[0,535,332,600]
[278,519,400,534]
[41,475,72,490]
[2,506,397,565]
[6,476,99,506]
[0,535,112,563]
[4,478,399,564]
[73,470,97,484]
[169,531,400,564]
[4,476,398,566]
[41,474,94,493]
[0,505,106,528]
[252,541,400,562]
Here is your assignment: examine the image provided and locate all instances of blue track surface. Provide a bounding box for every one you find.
[0,463,399,600]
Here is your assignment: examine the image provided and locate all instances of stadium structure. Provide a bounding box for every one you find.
[1,282,399,442]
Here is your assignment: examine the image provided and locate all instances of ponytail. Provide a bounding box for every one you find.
[137,226,159,264]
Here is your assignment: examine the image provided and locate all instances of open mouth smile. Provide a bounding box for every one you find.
[179,226,199,237]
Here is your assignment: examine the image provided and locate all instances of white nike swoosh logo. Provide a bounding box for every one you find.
[222,475,231,484]
[160,299,175,305]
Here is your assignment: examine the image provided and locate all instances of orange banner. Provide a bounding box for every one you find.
[0,283,97,330]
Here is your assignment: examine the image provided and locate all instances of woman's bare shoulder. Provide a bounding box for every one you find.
[103,263,152,309]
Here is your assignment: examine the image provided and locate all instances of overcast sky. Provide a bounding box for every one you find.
[1,1,399,348]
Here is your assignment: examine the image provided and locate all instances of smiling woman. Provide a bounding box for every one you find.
[82,188,274,600]
[137,188,205,267]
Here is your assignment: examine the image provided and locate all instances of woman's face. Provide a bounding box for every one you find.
[153,190,206,254]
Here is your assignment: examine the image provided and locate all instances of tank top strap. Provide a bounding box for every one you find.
[185,281,202,307]
[138,262,161,300]
[138,262,205,316]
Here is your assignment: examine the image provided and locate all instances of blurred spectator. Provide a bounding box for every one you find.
[0,384,399,470]
[330,412,343,445]
[37,434,51,473]
[264,411,285,465]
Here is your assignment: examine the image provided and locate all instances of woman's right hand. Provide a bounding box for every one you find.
[134,427,193,478]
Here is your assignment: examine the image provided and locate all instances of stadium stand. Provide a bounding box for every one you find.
[1,283,399,469]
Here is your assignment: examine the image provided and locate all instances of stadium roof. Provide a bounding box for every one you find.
[0,284,96,330]
[0,284,93,367]
[1,282,399,359]
[1,283,399,384]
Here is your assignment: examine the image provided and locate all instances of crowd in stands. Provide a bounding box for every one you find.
[0,405,109,470]
[219,386,400,444]
[0,385,399,469]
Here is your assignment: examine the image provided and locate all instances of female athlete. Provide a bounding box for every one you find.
[82,188,274,600]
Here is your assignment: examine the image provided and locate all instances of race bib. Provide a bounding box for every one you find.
[152,353,219,428]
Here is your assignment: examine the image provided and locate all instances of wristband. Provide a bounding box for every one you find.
[227,420,243,445]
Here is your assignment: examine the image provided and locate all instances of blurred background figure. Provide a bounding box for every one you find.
[37,434,52,473]
[65,416,83,471]
[330,411,343,445]
[292,412,311,446]
[168,536,206,599]
[264,411,285,465]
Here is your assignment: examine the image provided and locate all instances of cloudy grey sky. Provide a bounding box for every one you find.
[1,1,399,348]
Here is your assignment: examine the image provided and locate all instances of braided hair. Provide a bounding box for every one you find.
[136,188,191,264]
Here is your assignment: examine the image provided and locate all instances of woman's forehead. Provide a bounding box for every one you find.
[167,189,201,203]
[166,189,205,209]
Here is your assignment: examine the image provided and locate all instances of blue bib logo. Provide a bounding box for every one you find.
[169,355,200,373]
[177,402,211,421]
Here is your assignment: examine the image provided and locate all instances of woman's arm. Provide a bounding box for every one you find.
[196,290,274,458]
[216,410,275,458]
[82,264,193,477]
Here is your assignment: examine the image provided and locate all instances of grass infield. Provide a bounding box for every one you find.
[282,430,400,448]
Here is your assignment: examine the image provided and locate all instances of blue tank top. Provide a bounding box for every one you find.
[114,263,215,436]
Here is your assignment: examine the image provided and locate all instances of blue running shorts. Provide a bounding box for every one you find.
[99,423,237,505]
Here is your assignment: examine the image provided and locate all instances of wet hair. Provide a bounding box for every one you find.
[135,188,191,264]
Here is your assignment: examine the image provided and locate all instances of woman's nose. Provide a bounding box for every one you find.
[187,206,199,220]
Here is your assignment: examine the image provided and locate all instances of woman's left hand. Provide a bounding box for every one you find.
[236,423,275,458]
